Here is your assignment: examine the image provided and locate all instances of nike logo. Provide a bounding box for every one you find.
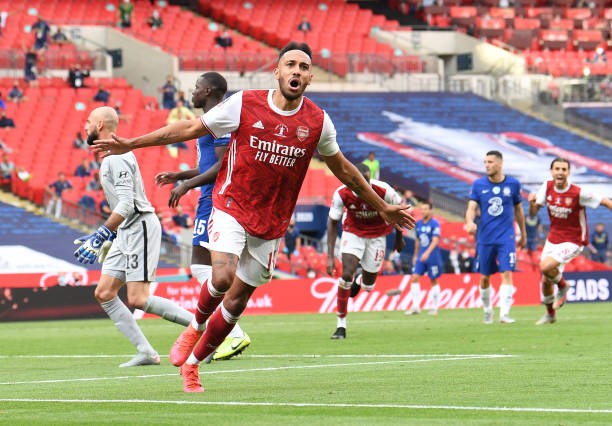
[252,120,264,129]
[231,338,244,350]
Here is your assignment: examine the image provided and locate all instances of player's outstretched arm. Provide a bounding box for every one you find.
[92,118,208,158]
[600,197,612,211]
[527,193,542,217]
[155,169,199,187]
[464,200,478,234]
[322,151,415,229]
[326,217,340,276]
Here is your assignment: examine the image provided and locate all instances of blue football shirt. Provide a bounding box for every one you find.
[469,176,522,245]
[415,218,441,257]
[196,133,230,200]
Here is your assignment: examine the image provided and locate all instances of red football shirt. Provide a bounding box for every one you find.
[329,179,401,238]
[535,180,602,246]
[201,90,340,239]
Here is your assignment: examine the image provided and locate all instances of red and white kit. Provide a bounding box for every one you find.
[329,179,401,272]
[535,180,602,270]
[201,89,339,286]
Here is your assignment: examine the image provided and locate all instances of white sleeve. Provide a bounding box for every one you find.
[328,188,345,221]
[579,188,603,209]
[317,111,340,157]
[200,91,242,139]
[535,181,548,206]
[384,185,401,205]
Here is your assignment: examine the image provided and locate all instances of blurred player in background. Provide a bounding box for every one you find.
[406,201,442,316]
[93,42,414,392]
[76,106,193,367]
[525,212,541,268]
[465,151,526,324]
[155,73,250,364]
[326,163,404,339]
[528,158,612,325]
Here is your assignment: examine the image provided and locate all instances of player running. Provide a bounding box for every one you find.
[528,157,612,325]
[93,42,415,392]
[326,163,404,339]
[465,150,526,324]
[406,201,443,316]
[76,107,193,367]
[155,72,250,363]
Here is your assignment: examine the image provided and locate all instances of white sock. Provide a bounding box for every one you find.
[191,317,207,332]
[499,284,514,317]
[191,264,212,287]
[228,322,244,339]
[480,286,492,311]
[411,283,421,310]
[431,284,440,310]
[337,316,347,328]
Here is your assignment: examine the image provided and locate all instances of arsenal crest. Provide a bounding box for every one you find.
[565,197,573,206]
[296,126,309,142]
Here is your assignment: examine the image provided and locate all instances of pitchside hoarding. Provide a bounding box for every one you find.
[2,270,611,321]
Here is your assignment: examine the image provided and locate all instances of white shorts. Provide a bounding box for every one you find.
[340,231,386,273]
[102,212,161,283]
[541,240,583,273]
[207,207,280,287]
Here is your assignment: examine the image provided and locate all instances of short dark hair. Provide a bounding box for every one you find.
[550,157,570,170]
[200,72,228,99]
[278,42,312,62]
[422,200,433,209]
[356,162,370,176]
[486,150,503,160]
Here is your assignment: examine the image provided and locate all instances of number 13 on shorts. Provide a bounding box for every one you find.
[267,240,281,273]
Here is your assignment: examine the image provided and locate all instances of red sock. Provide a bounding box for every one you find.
[193,308,236,361]
[557,277,567,290]
[336,287,351,318]
[194,281,224,325]
[546,303,555,315]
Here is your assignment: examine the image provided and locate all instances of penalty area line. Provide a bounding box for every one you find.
[0,355,512,385]
[0,398,610,414]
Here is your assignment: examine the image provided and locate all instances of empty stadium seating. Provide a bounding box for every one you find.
[566,106,612,129]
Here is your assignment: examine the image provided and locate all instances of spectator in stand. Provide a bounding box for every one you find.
[86,172,102,191]
[99,199,111,219]
[160,75,177,109]
[113,101,131,123]
[24,49,38,87]
[362,151,380,180]
[166,100,195,124]
[93,84,111,104]
[118,0,134,28]
[90,152,101,170]
[215,27,233,49]
[177,91,191,109]
[147,9,162,30]
[590,223,609,263]
[0,92,5,109]
[0,111,15,128]
[73,132,87,150]
[32,15,50,51]
[402,189,419,207]
[68,64,89,89]
[45,172,72,219]
[0,153,14,182]
[7,81,25,103]
[74,158,93,178]
[172,205,193,229]
[283,218,301,260]
[445,249,461,274]
[157,211,178,244]
[51,26,69,44]
[0,138,12,152]
[77,194,96,212]
[459,250,474,273]
[297,16,312,35]
[591,47,607,64]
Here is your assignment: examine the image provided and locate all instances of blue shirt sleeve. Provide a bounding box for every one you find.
[469,181,479,203]
[512,180,522,205]
[214,134,231,146]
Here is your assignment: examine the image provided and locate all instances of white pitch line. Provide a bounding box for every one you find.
[0,398,610,414]
[0,355,511,385]
[0,353,514,359]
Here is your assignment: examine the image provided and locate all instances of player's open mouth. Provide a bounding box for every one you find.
[289,78,300,89]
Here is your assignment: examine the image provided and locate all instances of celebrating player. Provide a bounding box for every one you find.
[76,107,193,367]
[406,201,443,316]
[465,150,526,324]
[155,73,250,363]
[93,42,415,392]
[326,163,404,339]
[528,158,612,325]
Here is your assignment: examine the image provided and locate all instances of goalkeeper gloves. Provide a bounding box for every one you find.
[74,225,117,264]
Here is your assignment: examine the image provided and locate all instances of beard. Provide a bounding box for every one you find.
[86,129,99,146]
[278,80,304,102]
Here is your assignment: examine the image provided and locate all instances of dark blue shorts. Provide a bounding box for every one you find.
[192,197,212,247]
[414,255,442,279]
[476,242,516,276]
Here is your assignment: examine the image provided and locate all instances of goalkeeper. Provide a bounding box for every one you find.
[74,106,193,367]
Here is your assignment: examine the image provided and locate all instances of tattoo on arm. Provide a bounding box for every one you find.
[346,176,364,194]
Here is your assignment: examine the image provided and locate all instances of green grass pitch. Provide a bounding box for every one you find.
[1,303,611,425]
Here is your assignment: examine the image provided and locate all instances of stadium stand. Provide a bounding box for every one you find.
[565,106,612,130]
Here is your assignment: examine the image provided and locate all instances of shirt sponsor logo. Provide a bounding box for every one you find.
[296,126,309,142]
[549,204,572,219]
[250,135,307,168]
